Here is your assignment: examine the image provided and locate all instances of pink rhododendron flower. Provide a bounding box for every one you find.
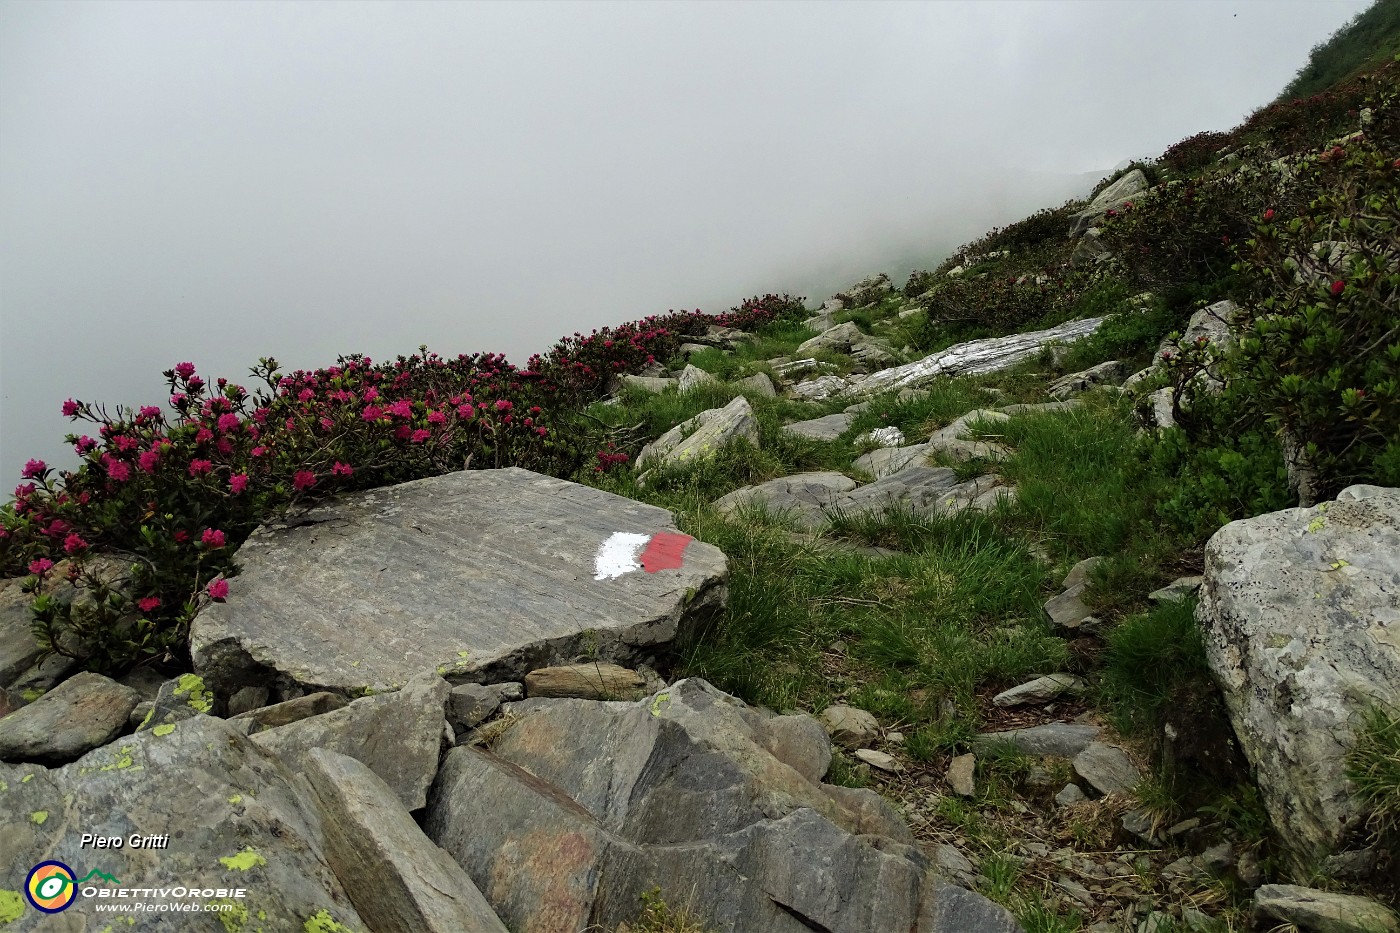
[1331,280,1346,296]
[217,413,240,433]
[75,436,97,454]
[361,405,383,422]
[63,533,88,554]
[61,399,80,417]
[332,462,353,477]
[187,376,205,391]
[457,404,474,418]
[138,450,160,473]
[411,429,431,443]
[174,530,190,544]
[319,417,334,431]
[28,558,53,575]
[394,425,412,440]
[21,459,46,478]
[170,393,188,407]
[427,410,446,424]
[1263,209,1275,221]
[201,528,226,548]
[140,406,162,420]
[388,399,413,419]
[195,428,214,444]
[175,362,196,379]
[298,388,315,403]
[293,470,317,491]
[494,399,513,412]
[207,578,230,600]
[105,457,131,483]
[138,596,162,613]
[251,446,267,458]
[216,438,233,456]
[46,519,69,536]
[188,459,213,476]
[229,473,249,494]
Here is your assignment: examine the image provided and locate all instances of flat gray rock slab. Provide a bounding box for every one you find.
[1072,742,1141,796]
[0,672,139,764]
[1198,485,1400,860]
[302,748,509,933]
[678,364,717,392]
[733,372,778,397]
[713,472,857,530]
[855,443,931,478]
[191,468,728,697]
[973,722,1099,758]
[252,672,449,811]
[0,715,367,931]
[782,412,855,441]
[1255,884,1399,933]
[993,674,1084,707]
[789,373,851,401]
[844,318,1105,397]
[831,466,1013,521]
[638,395,759,472]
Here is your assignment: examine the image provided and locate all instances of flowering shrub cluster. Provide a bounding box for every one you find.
[1,293,806,673]
[1237,62,1386,155]
[1,349,569,669]
[529,293,806,401]
[1160,130,1235,175]
[922,261,1094,333]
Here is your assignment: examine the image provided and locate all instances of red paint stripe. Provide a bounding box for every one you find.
[640,532,692,573]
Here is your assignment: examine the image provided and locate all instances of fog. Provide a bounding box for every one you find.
[0,0,1370,483]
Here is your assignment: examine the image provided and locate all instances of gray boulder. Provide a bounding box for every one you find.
[993,674,1084,708]
[831,467,1014,521]
[0,672,139,764]
[855,443,932,478]
[783,412,855,441]
[734,372,778,397]
[191,468,727,698]
[713,472,858,530]
[1255,884,1399,933]
[1072,743,1142,796]
[846,317,1105,397]
[1198,485,1400,859]
[638,395,760,472]
[300,748,509,933]
[927,410,1011,462]
[789,374,852,401]
[842,273,894,307]
[1048,360,1128,399]
[797,321,866,356]
[0,715,367,931]
[427,678,936,932]
[1069,228,1112,267]
[251,672,450,811]
[618,374,677,394]
[973,722,1100,758]
[678,364,717,392]
[1069,169,1148,236]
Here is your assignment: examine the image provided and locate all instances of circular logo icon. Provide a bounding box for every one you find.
[25,861,77,913]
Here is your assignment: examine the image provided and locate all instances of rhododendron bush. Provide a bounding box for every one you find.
[0,295,804,672]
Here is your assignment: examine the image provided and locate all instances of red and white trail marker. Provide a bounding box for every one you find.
[593,531,693,580]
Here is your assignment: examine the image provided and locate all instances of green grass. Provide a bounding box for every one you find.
[1346,705,1400,838]
[1100,598,1209,736]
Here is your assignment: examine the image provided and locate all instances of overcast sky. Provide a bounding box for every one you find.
[0,0,1371,483]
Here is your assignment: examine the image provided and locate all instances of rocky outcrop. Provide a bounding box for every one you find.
[1069,169,1149,237]
[191,468,728,698]
[1198,485,1400,859]
[714,472,859,530]
[782,412,855,441]
[844,317,1105,398]
[426,678,1019,933]
[1048,360,1127,399]
[1254,884,1399,933]
[926,409,1011,462]
[0,672,139,764]
[678,363,717,392]
[637,395,760,472]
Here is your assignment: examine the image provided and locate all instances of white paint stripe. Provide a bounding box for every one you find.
[594,532,651,580]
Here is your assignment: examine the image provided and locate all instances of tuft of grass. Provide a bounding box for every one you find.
[1346,705,1400,838]
[613,888,713,933]
[1100,598,1209,736]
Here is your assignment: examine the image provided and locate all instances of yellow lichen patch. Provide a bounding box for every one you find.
[302,909,357,933]
[30,811,47,825]
[174,674,213,713]
[152,723,176,737]
[219,847,267,872]
[0,889,26,924]
[649,692,671,717]
[228,794,243,805]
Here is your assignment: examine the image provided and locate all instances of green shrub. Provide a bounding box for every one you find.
[1160,130,1234,175]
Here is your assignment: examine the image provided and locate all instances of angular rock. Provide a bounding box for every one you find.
[846,317,1105,397]
[819,704,880,749]
[842,273,893,307]
[1062,556,1104,590]
[853,748,902,772]
[919,877,1025,933]
[639,395,759,471]
[996,400,1082,416]
[1198,486,1400,859]
[973,722,1099,758]
[860,426,906,448]
[1254,884,1399,933]
[1048,360,1128,400]
[447,684,502,731]
[226,684,270,716]
[1070,227,1111,267]
[678,363,717,392]
[191,468,727,697]
[1157,300,1238,365]
[137,672,217,732]
[618,374,677,394]
[1069,169,1148,236]
[759,714,833,786]
[1055,783,1088,807]
[733,372,778,398]
[252,672,450,811]
[524,663,648,700]
[927,409,1011,462]
[993,674,1085,707]
[300,748,509,933]
[0,715,367,931]
[782,412,854,441]
[854,443,931,478]
[1072,743,1142,796]
[832,465,1012,521]
[0,672,139,764]
[1148,575,1203,602]
[1045,583,1095,631]
[946,753,976,796]
[821,784,913,843]
[231,691,348,734]
[0,578,45,691]
[426,678,929,933]
[713,471,858,530]
[804,310,836,332]
[789,373,851,401]
[797,321,866,356]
